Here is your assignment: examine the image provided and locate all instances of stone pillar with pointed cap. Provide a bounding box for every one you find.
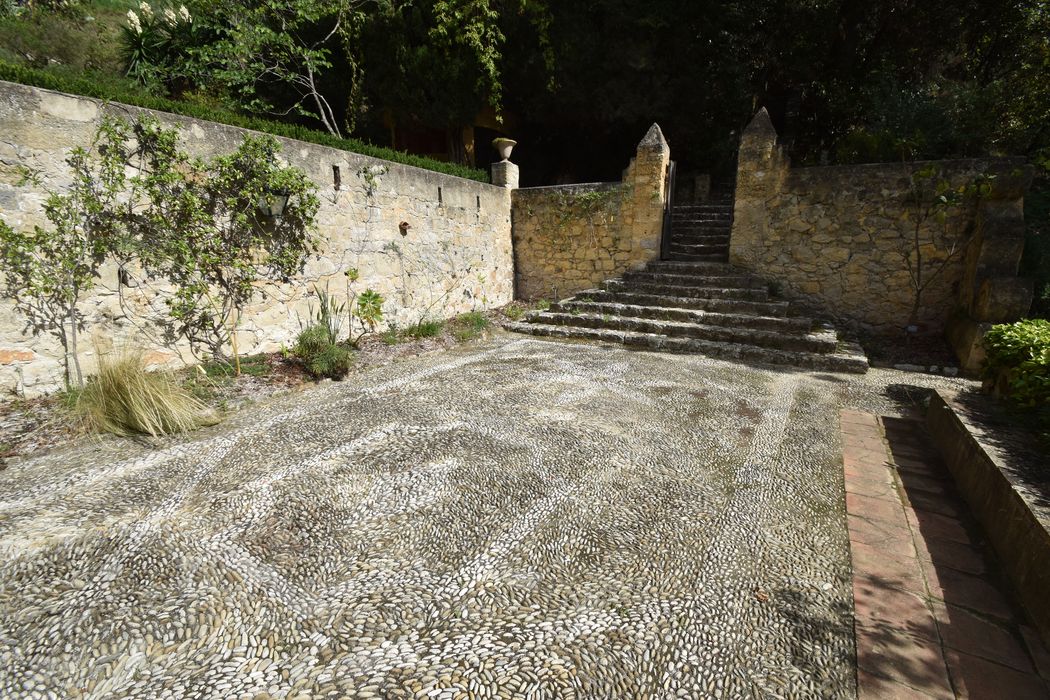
[621,123,672,270]
[729,108,789,269]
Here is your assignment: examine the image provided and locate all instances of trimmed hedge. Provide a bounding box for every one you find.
[0,60,489,183]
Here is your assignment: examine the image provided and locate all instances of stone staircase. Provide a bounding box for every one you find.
[666,204,732,262]
[506,202,869,373]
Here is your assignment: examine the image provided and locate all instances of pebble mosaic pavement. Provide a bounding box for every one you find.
[0,335,977,699]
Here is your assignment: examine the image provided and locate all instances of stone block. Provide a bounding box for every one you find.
[491,161,519,189]
[945,311,992,376]
[972,277,1033,323]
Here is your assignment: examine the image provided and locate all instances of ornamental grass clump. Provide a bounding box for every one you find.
[76,348,218,437]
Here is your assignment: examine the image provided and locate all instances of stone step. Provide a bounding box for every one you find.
[672,232,730,241]
[503,323,869,374]
[551,300,814,334]
[668,240,731,250]
[603,278,767,301]
[529,312,836,353]
[671,222,732,230]
[664,252,730,263]
[623,270,764,289]
[583,289,791,317]
[667,234,734,242]
[672,216,732,225]
[672,212,732,220]
[645,260,741,275]
[667,244,731,256]
[672,233,731,242]
[673,205,734,213]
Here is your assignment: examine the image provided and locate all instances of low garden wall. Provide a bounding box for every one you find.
[510,125,670,300]
[926,391,1050,646]
[0,80,514,396]
[730,109,1031,347]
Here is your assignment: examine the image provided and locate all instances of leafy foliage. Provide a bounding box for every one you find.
[0,122,129,387]
[293,323,351,378]
[0,60,488,181]
[353,288,384,339]
[120,2,200,90]
[188,0,364,137]
[983,319,1050,409]
[79,116,321,359]
[405,319,443,338]
[450,310,489,341]
[309,283,346,344]
[0,115,323,375]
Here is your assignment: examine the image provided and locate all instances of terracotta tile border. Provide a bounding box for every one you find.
[840,409,1050,699]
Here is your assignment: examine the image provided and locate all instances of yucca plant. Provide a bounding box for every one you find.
[76,347,218,437]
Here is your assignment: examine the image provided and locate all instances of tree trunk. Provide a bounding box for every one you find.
[67,305,83,389]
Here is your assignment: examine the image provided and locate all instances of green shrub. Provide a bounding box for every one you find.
[405,320,444,339]
[294,324,331,358]
[201,353,271,379]
[76,348,218,437]
[0,60,489,182]
[304,343,352,380]
[293,324,351,379]
[380,323,401,346]
[452,311,490,341]
[983,319,1050,407]
[503,303,525,321]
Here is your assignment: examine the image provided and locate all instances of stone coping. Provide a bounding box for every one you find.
[925,390,1050,646]
[0,79,505,189]
[788,155,1028,177]
[513,181,622,194]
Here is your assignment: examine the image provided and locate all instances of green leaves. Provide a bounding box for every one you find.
[1,115,321,364]
[984,319,1050,408]
[354,288,384,334]
[0,60,488,181]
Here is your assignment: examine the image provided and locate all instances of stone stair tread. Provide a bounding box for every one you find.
[624,271,763,288]
[604,279,767,300]
[530,312,835,352]
[645,260,740,273]
[554,300,813,333]
[584,289,792,316]
[503,322,868,374]
[664,253,729,262]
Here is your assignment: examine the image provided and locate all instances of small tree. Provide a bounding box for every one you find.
[0,116,320,384]
[191,0,373,138]
[128,123,321,363]
[899,166,993,329]
[0,122,129,388]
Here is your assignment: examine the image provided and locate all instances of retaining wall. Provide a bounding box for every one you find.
[730,109,1031,344]
[510,125,670,300]
[0,80,514,396]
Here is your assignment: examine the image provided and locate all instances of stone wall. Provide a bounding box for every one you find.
[0,81,513,396]
[510,125,670,300]
[730,109,1031,342]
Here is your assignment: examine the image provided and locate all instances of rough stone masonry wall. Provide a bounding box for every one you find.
[510,125,670,300]
[0,81,513,396]
[730,109,1030,336]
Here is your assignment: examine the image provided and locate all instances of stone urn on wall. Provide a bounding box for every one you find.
[492,137,517,162]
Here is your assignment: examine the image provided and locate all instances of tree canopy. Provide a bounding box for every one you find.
[8,0,1047,183]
